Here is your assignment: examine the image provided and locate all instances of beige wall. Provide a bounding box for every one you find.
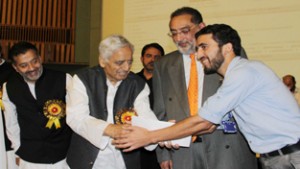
[101,1,300,82]
[102,0,124,38]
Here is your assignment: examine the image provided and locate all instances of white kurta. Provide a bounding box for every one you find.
[0,109,7,169]
[66,75,158,169]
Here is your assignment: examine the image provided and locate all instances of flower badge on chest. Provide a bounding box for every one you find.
[115,108,137,124]
[43,100,66,129]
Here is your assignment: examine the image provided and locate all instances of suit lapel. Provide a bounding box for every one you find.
[167,52,190,117]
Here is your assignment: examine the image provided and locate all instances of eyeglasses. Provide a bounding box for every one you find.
[168,25,196,38]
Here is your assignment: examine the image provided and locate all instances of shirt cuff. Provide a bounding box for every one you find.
[144,144,158,151]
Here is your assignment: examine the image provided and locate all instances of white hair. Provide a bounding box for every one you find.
[98,35,134,61]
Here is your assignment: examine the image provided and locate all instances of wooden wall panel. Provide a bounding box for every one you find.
[0,0,77,64]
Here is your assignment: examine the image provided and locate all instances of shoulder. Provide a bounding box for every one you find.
[155,50,181,67]
[43,68,66,80]
[127,72,145,84]
[136,69,144,77]
[76,66,103,80]
[161,50,181,61]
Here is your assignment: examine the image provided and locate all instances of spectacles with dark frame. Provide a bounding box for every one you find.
[168,25,197,38]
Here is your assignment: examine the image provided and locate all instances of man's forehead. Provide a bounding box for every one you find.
[169,14,193,28]
[197,34,213,43]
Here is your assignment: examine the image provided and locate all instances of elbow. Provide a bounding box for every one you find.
[202,121,217,134]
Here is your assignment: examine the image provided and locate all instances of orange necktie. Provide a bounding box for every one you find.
[188,54,198,116]
[187,54,198,142]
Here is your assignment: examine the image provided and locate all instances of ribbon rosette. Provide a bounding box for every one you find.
[0,89,4,111]
[115,108,137,124]
[43,100,66,129]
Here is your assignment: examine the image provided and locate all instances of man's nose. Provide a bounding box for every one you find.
[28,63,35,70]
[122,62,131,71]
[173,32,185,42]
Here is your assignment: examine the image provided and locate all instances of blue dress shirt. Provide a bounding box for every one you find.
[200,57,300,153]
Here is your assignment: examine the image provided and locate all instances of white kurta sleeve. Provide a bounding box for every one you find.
[2,83,20,151]
[66,75,110,150]
[133,84,158,151]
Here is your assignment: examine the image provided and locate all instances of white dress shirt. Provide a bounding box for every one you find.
[200,57,300,153]
[66,75,158,169]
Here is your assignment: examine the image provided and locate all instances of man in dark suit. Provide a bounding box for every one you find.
[152,7,257,169]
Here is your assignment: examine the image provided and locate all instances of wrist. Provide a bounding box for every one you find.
[104,124,114,137]
[149,130,158,144]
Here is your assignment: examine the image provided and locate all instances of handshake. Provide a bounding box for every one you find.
[111,116,192,152]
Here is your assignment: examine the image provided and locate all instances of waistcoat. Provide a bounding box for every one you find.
[67,66,145,169]
[6,68,72,163]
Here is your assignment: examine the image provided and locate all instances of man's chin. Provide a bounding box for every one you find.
[25,76,40,82]
[145,67,154,72]
[178,47,193,55]
[118,74,129,80]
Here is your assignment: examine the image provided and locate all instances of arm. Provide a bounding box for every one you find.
[2,83,20,151]
[133,84,157,120]
[113,115,215,152]
[66,75,114,149]
[133,84,158,151]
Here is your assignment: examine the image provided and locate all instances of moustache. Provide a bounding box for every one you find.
[147,62,154,66]
[25,69,39,74]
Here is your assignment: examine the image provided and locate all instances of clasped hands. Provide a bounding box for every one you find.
[110,121,179,152]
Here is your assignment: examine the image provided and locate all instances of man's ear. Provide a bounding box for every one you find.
[140,56,143,63]
[99,57,106,68]
[199,22,206,29]
[12,63,18,72]
[38,56,43,64]
[222,43,233,56]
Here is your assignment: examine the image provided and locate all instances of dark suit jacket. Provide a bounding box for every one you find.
[152,50,257,169]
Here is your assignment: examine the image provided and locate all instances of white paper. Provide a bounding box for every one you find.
[132,116,191,147]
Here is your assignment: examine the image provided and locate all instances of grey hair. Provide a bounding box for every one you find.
[98,35,134,61]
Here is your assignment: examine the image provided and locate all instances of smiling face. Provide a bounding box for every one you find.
[12,49,43,82]
[100,46,133,85]
[169,14,201,55]
[196,34,225,74]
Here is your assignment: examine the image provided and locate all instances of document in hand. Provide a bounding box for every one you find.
[132,116,191,147]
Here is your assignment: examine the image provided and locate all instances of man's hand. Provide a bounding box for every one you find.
[112,125,153,152]
[104,124,131,139]
[160,160,173,169]
[194,123,217,135]
[158,141,180,149]
[16,157,20,166]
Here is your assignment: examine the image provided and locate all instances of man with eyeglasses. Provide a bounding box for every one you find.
[151,7,257,169]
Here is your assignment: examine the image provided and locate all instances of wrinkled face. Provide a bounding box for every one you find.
[141,47,162,72]
[100,46,133,85]
[12,49,43,82]
[169,14,200,55]
[196,34,224,74]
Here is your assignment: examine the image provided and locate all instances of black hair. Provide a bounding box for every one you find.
[141,43,165,56]
[9,41,39,63]
[195,24,241,55]
[171,7,203,24]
